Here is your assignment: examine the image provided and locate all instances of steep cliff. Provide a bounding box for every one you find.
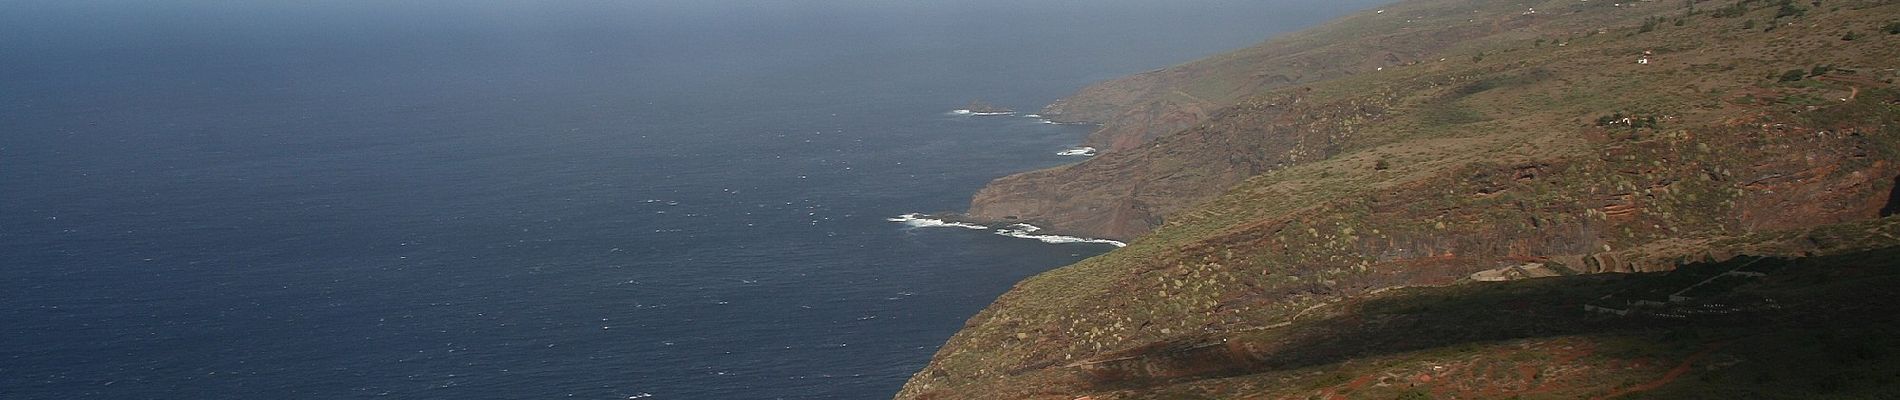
[910,0,1900,398]
[968,0,1655,239]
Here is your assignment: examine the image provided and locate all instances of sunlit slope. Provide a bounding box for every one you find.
[908,0,1900,398]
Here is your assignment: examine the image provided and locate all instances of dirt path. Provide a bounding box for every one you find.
[1591,340,1734,399]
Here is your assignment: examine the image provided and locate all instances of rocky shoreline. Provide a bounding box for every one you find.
[904,0,1900,397]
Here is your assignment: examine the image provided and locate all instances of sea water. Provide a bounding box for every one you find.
[0,1,1380,398]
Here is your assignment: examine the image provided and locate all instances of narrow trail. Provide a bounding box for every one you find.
[1591,340,1735,399]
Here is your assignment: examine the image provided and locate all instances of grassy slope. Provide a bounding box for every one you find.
[901,0,1900,398]
[969,0,1589,237]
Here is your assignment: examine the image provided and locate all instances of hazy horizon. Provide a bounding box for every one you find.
[1,1,1389,398]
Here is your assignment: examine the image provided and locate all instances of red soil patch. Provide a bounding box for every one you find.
[1591,341,1734,400]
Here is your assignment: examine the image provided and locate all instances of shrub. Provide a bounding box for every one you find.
[1779,69,1808,82]
[1743,19,1758,29]
[1885,21,1900,34]
[1596,112,1659,129]
[1597,112,1626,126]
[1842,31,1862,41]
[1774,2,1806,18]
[1810,64,1835,77]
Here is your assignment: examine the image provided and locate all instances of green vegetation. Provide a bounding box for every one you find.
[1809,64,1835,77]
[1711,0,1752,18]
[1596,112,1661,129]
[1778,68,1808,82]
[1774,0,1807,18]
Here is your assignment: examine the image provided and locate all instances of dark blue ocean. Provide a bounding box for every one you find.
[0,1,1377,398]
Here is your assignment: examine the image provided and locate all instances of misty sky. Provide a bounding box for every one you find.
[1,0,1387,76]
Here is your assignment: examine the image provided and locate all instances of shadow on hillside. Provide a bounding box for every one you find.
[1075,246,1900,391]
[1882,175,1900,217]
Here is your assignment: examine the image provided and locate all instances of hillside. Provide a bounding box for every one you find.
[913,219,1900,399]
[905,0,1900,398]
[963,0,1899,241]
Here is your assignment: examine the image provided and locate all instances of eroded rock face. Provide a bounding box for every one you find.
[1081,98,1212,152]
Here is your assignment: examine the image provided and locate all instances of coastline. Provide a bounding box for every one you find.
[888,213,1127,247]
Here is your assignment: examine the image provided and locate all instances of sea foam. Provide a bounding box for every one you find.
[890,215,1126,247]
[994,223,1127,247]
[1055,147,1096,157]
[950,109,1014,116]
[888,213,989,230]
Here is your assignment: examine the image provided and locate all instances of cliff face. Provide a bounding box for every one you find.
[970,93,1385,240]
[1038,0,1528,151]
[910,0,1900,398]
[970,0,1555,239]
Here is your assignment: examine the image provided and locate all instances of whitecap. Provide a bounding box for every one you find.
[950,109,1014,116]
[1056,146,1097,157]
[993,223,1127,247]
[891,214,1126,247]
[887,213,989,230]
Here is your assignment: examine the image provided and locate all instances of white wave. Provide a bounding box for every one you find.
[1056,146,1097,157]
[949,109,1015,116]
[1022,114,1043,118]
[891,215,1126,247]
[888,213,989,230]
[994,223,1127,247]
